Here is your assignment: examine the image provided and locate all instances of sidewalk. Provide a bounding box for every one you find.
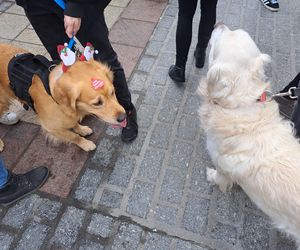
[0,0,299,249]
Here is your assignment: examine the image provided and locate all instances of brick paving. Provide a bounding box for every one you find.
[0,0,299,249]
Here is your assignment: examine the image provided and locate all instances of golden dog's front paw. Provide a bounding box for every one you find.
[206,167,217,184]
[0,139,4,152]
[79,139,96,151]
[74,125,93,137]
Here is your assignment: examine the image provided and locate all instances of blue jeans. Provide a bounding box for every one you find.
[0,157,9,188]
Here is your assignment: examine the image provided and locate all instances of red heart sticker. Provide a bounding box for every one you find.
[92,78,104,90]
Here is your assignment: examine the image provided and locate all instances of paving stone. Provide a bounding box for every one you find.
[128,71,148,91]
[137,105,157,129]
[144,232,172,250]
[108,155,135,187]
[122,131,147,156]
[154,204,177,225]
[112,43,144,78]
[181,195,210,234]
[1,122,40,168]
[164,81,185,102]
[168,140,194,170]
[99,189,123,208]
[158,99,180,124]
[151,67,169,86]
[183,94,201,116]
[51,206,86,248]
[75,169,102,203]
[157,52,175,68]
[137,56,155,73]
[143,85,164,106]
[0,231,14,250]
[240,212,271,249]
[127,180,155,218]
[160,169,185,204]
[175,239,209,250]
[35,199,62,221]
[87,213,113,238]
[145,40,163,57]
[111,223,143,250]
[0,13,29,40]
[177,115,199,141]
[121,0,167,23]
[190,160,213,195]
[164,5,177,17]
[210,222,237,246]
[2,195,39,229]
[79,240,105,250]
[149,123,172,149]
[92,138,117,167]
[0,1,13,11]
[16,222,49,250]
[110,19,156,48]
[276,231,297,250]
[138,149,165,182]
[151,27,170,42]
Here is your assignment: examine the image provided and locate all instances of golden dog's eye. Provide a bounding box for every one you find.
[93,99,103,106]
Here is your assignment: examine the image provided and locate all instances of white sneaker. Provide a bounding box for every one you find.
[260,0,279,11]
[0,112,20,125]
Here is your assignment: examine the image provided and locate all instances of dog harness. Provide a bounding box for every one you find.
[8,53,56,111]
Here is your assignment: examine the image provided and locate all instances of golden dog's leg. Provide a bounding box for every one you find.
[73,124,93,137]
[0,139,4,152]
[49,129,96,151]
[206,167,233,192]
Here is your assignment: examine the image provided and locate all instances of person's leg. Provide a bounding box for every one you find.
[168,0,197,83]
[0,158,9,189]
[194,0,218,68]
[76,5,138,142]
[24,1,68,61]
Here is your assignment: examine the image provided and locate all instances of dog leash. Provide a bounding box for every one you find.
[54,0,75,49]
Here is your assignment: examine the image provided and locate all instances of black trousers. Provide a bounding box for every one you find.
[176,0,218,68]
[20,0,132,111]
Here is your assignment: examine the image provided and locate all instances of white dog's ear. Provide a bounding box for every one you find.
[251,53,271,80]
[206,63,235,101]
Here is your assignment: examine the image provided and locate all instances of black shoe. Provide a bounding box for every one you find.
[194,48,206,68]
[273,96,297,119]
[0,166,49,206]
[168,65,185,82]
[121,106,138,142]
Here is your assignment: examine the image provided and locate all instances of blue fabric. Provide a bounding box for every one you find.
[0,157,9,188]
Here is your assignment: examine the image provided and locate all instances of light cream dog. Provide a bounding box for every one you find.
[199,23,300,245]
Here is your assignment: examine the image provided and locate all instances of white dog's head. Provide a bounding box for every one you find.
[199,23,271,109]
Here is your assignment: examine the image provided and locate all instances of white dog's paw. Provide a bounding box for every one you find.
[206,168,217,184]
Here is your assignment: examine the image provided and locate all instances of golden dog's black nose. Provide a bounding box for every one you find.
[117,113,126,122]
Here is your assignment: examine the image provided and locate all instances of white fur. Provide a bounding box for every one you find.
[199,24,300,245]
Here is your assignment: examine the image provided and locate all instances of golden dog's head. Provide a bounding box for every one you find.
[50,59,126,126]
[199,23,271,109]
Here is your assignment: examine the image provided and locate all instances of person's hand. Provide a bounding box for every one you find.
[64,15,81,38]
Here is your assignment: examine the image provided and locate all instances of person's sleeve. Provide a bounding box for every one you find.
[64,1,86,17]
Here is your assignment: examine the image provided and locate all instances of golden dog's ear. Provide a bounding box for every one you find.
[52,79,80,115]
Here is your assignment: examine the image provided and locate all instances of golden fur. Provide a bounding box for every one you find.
[0,44,126,151]
[199,24,300,245]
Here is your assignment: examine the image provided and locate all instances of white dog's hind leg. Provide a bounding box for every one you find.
[206,168,233,192]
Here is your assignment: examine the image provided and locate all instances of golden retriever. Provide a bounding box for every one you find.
[199,23,300,245]
[0,44,126,151]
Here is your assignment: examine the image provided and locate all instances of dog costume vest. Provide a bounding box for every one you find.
[8,53,56,111]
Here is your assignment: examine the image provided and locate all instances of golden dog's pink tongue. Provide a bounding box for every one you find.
[110,119,127,128]
[121,118,127,128]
